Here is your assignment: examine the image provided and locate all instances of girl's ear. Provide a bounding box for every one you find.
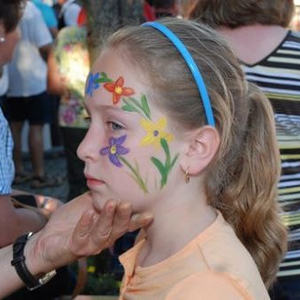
[179,126,220,176]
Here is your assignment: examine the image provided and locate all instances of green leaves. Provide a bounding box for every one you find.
[151,138,179,188]
[95,72,113,83]
[119,138,178,191]
[121,94,151,120]
[120,92,178,190]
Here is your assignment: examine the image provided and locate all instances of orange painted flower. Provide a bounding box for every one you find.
[104,76,135,104]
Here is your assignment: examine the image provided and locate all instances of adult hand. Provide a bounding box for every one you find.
[25,192,153,275]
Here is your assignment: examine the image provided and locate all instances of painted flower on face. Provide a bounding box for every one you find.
[140,117,173,149]
[100,135,130,167]
[104,76,135,105]
[85,72,100,97]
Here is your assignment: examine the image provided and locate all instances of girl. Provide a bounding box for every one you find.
[77,18,287,299]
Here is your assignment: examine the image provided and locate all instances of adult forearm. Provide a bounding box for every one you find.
[0,232,48,298]
[0,196,47,248]
[0,244,24,297]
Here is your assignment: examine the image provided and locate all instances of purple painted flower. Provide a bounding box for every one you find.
[85,72,100,97]
[100,135,130,167]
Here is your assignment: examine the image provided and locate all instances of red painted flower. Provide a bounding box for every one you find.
[104,76,135,104]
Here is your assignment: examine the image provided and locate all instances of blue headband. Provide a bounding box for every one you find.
[142,21,215,127]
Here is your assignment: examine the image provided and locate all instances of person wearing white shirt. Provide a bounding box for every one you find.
[58,0,81,28]
[5,1,58,188]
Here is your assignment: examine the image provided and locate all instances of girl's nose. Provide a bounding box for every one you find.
[77,127,102,163]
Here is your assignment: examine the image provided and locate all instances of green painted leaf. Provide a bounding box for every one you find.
[160,138,171,167]
[119,156,148,193]
[141,95,151,120]
[95,72,113,83]
[122,104,140,113]
[169,154,179,170]
[122,98,143,114]
[97,78,112,83]
[101,72,113,82]
[121,96,151,120]
[127,97,150,120]
[151,157,167,188]
[151,157,165,175]
[128,97,144,110]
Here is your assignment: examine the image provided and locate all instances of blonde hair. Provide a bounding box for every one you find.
[105,18,287,287]
[187,0,295,28]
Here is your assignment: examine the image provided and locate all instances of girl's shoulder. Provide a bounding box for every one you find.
[187,212,269,300]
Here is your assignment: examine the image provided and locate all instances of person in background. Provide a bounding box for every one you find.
[32,0,62,155]
[48,15,89,201]
[0,0,47,248]
[152,0,178,18]
[187,0,299,299]
[0,64,8,109]
[56,0,81,29]
[32,0,58,37]
[5,1,60,188]
[143,0,156,22]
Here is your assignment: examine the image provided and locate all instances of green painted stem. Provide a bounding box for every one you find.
[151,138,179,189]
[119,156,148,193]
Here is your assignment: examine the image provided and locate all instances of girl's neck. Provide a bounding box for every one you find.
[137,183,217,268]
[218,24,288,65]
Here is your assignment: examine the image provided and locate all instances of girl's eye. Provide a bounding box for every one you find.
[108,121,124,131]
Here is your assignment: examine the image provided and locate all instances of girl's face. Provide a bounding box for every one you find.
[77,49,184,212]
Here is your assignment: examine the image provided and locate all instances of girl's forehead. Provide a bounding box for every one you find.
[93,50,128,77]
[93,51,145,90]
[88,51,150,106]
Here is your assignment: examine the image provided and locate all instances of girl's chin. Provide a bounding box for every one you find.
[89,190,108,210]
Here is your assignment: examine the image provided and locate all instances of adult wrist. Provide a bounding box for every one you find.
[12,232,56,290]
[23,231,49,276]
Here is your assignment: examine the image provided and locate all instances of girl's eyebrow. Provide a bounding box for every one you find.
[100,105,125,113]
[83,102,123,114]
[85,101,140,117]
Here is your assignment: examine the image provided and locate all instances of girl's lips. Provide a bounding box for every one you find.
[85,176,105,188]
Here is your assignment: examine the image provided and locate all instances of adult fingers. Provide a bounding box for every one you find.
[89,200,117,250]
[70,209,96,256]
[107,201,132,245]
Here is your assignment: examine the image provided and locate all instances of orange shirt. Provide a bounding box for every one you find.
[119,212,270,300]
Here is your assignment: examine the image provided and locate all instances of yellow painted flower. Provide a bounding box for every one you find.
[140,117,173,149]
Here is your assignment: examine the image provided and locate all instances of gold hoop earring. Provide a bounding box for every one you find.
[185,169,190,184]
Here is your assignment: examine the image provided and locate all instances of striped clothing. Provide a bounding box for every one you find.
[0,107,14,195]
[242,30,300,277]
